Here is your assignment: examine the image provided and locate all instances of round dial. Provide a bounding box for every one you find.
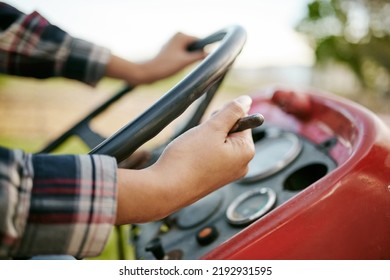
[226,187,276,226]
[241,129,302,183]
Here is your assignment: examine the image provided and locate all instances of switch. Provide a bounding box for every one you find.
[196,226,219,246]
[145,237,165,260]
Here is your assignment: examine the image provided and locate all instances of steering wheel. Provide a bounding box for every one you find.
[89,25,247,162]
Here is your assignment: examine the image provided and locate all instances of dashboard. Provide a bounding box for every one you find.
[132,124,337,260]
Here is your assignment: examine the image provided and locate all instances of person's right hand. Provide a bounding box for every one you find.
[115,95,255,224]
[153,95,255,202]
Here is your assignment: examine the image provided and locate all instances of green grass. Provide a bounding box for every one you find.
[86,225,135,260]
[0,135,90,154]
[0,136,45,153]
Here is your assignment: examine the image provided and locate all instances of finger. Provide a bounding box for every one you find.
[176,34,208,59]
[208,95,252,133]
[186,50,207,62]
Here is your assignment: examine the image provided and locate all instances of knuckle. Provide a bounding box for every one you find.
[228,100,246,118]
[242,165,249,177]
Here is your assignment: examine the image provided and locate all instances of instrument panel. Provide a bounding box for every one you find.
[132,125,337,260]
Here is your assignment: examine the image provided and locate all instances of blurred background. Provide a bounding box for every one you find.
[1,0,389,152]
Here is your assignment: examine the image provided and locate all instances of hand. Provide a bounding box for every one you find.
[105,32,206,85]
[141,32,207,82]
[115,96,255,224]
[153,95,254,200]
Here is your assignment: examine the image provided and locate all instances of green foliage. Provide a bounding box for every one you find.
[297,0,390,95]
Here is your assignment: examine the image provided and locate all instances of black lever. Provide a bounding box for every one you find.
[229,113,265,134]
[145,237,165,260]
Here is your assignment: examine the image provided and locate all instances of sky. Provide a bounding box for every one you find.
[6,0,313,69]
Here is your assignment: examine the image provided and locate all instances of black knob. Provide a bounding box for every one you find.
[145,237,165,260]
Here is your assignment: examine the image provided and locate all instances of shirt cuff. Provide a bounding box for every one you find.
[15,153,117,258]
[0,148,33,258]
[62,37,111,86]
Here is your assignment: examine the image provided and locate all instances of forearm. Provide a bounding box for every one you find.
[115,167,185,224]
[117,160,227,225]
[105,55,158,85]
[116,167,202,225]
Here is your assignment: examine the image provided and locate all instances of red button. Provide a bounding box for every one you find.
[196,226,219,246]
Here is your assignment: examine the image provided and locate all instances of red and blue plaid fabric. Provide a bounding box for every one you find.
[0,2,110,85]
[0,147,117,259]
[0,3,117,258]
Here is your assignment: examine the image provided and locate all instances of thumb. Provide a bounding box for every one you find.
[208,95,252,133]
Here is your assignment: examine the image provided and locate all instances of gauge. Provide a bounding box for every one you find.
[240,129,302,183]
[226,187,276,226]
[176,191,223,229]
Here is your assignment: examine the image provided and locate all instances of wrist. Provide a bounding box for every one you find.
[116,167,166,224]
[105,55,154,85]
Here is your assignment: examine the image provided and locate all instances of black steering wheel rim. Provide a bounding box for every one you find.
[89,25,247,162]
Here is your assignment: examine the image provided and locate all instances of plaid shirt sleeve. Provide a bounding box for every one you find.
[0,146,118,259]
[0,2,111,85]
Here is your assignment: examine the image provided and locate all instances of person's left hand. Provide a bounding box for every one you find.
[142,32,207,82]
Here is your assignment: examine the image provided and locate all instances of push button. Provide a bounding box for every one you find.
[196,226,219,246]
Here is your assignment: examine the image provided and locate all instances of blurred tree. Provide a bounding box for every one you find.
[297,0,390,96]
